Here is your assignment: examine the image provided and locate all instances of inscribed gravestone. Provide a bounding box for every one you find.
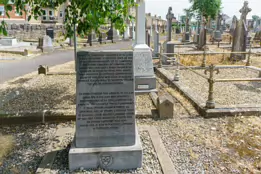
[69,51,142,171]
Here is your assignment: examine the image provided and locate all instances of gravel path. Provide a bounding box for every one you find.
[168,68,261,105]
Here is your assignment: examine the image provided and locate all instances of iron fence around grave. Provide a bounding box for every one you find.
[157,50,261,111]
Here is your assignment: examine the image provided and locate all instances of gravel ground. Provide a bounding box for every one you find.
[168,67,261,105]
[49,131,162,174]
[0,123,68,173]
[138,80,261,174]
[0,123,163,174]
[0,61,153,113]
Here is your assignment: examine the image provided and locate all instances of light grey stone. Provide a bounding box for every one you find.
[0,37,17,46]
[69,125,142,170]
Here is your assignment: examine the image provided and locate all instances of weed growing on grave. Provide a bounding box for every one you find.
[0,134,15,163]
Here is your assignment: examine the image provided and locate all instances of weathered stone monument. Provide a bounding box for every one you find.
[231,1,251,60]
[198,16,207,50]
[213,13,222,42]
[69,50,142,170]
[37,35,54,53]
[87,32,97,46]
[153,20,160,56]
[133,0,156,93]
[164,7,175,65]
[107,23,120,43]
[166,7,174,42]
[182,11,191,42]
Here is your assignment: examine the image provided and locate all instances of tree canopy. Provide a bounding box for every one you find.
[188,0,222,20]
[0,0,136,36]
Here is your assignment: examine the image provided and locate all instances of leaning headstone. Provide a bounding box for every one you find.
[231,1,251,60]
[69,51,142,170]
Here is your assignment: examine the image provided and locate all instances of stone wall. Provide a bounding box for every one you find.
[7,24,65,41]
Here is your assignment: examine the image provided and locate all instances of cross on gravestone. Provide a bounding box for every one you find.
[69,51,142,171]
[166,7,174,42]
[240,1,252,23]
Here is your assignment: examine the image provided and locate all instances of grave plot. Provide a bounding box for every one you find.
[157,66,261,117]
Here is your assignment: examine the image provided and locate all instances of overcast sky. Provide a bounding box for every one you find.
[145,0,261,20]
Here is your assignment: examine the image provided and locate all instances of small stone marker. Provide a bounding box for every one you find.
[157,93,174,119]
[38,65,48,75]
[69,51,142,171]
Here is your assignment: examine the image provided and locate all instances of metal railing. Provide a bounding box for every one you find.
[157,46,261,109]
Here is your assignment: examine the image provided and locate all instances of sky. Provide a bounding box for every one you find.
[145,0,261,21]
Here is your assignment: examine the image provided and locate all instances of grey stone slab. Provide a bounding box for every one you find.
[133,49,154,77]
[69,125,142,171]
[75,51,136,148]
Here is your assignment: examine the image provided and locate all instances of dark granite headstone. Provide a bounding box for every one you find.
[69,51,142,170]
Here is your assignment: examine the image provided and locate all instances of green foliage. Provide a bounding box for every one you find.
[0,0,136,37]
[189,0,222,20]
[252,15,260,21]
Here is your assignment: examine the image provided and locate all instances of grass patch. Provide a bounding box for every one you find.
[179,54,245,66]
[0,134,15,164]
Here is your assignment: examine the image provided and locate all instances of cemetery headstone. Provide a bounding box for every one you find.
[107,25,120,43]
[198,16,207,50]
[182,11,191,42]
[213,13,222,42]
[98,32,107,44]
[69,50,142,170]
[46,27,54,40]
[38,35,54,53]
[133,0,156,93]
[166,7,174,42]
[231,1,251,60]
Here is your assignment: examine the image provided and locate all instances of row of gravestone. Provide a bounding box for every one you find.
[7,24,64,31]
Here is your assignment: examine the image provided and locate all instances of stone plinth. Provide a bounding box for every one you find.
[69,125,142,170]
[0,37,17,46]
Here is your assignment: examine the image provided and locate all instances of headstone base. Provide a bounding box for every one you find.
[69,126,142,171]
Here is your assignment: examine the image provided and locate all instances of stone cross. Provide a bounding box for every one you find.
[239,1,252,23]
[166,7,174,41]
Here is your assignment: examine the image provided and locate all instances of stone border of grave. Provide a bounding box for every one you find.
[156,66,261,118]
[35,125,177,174]
[0,110,152,125]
